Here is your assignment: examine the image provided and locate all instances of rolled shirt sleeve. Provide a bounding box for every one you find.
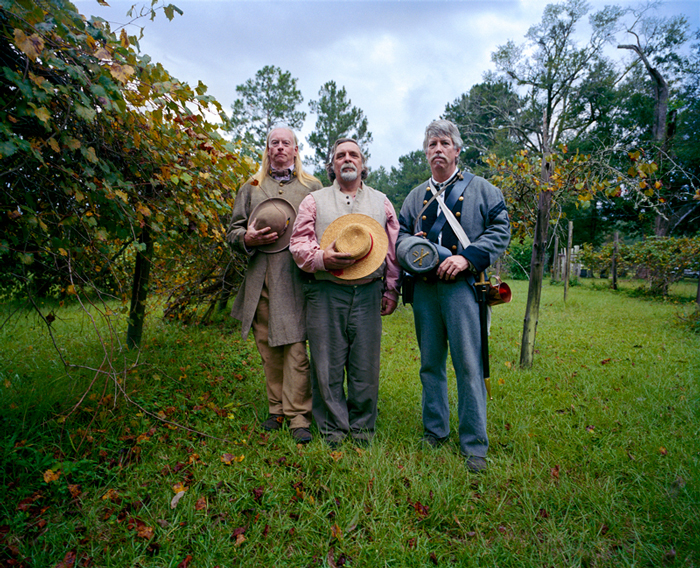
[382,197,401,304]
[289,195,326,273]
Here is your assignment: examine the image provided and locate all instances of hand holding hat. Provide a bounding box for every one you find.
[245,223,278,248]
[319,214,389,280]
[246,198,296,253]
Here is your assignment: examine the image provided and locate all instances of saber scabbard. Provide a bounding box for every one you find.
[475,272,492,400]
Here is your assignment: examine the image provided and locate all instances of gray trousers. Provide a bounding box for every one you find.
[412,278,488,458]
[304,280,383,442]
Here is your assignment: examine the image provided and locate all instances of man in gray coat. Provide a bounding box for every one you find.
[397,120,510,472]
[228,126,322,444]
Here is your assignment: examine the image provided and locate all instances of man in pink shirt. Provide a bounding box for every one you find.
[290,138,400,447]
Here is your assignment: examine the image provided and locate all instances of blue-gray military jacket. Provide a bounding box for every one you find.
[397,171,511,279]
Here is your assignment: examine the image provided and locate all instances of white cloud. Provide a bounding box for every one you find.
[75,0,700,171]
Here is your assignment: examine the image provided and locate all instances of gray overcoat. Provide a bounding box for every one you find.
[228,175,321,347]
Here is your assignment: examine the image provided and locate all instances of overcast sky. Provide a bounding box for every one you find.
[74,0,700,171]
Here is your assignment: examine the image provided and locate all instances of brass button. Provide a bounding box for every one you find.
[423,200,428,205]
[459,196,464,201]
[452,245,457,251]
[422,215,427,220]
[455,212,461,218]
[279,189,284,194]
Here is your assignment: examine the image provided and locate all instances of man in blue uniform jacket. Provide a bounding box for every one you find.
[397,119,511,473]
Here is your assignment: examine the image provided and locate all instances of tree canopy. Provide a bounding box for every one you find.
[225,65,305,157]
[1,0,250,345]
[306,80,372,184]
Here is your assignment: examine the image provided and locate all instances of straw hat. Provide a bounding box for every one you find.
[396,236,452,274]
[319,214,388,280]
[248,198,296,253]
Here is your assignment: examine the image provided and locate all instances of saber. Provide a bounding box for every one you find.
[475,272,492,400]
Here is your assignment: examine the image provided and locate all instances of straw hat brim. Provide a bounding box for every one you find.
[248,197,297,253]
[319,214,388,280]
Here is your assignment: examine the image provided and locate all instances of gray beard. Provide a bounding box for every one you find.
[340,168,358,182]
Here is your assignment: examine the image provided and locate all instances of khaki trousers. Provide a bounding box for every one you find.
[251,283,312,429]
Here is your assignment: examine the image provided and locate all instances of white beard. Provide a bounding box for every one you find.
[340,165,358,182]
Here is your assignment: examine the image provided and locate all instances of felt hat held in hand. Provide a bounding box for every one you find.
[248,198,296,253]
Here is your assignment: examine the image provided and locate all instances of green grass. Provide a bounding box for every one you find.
[1,282,698,567]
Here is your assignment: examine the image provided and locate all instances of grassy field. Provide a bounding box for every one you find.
[1,280,698,567]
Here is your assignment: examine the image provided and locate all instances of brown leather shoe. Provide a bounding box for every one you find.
[465,456,487,473]
[291,427,312,444]
[420,434,447,449]
[261,414,285,431]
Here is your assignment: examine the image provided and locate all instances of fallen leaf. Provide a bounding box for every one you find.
[102,489,119,501]
[659,447,668,456]
[330,451,343,462]
[550,465,560,480]
[331,523,342,539]
[43,469,60,483]
[194,496,207,511]
[136,525,154,539]
[177,555,193,568]
[600,358,612,365]
[172,482,188,493]
[252,487,264,502]
[53,549,77,568]
[170,491,186,509]
[411,500,429,519]
[232,527,246,546]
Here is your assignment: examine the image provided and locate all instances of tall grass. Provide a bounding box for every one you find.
[1,281,698,567]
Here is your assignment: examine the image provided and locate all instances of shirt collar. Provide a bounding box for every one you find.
[269,164,296,182]
[431,168,461,190]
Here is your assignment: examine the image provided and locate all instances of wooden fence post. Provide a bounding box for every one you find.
[564,221,573,302]
[553,234,559,281]
[612,231,619,290]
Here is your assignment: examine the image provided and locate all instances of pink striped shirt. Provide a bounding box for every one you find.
[290,193,401,303]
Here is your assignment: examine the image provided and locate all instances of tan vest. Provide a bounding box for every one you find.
[312,182,388,283]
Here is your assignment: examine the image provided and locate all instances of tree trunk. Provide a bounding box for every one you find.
[519,187,553,369]
[612,231,619,290]
[619,42,670,236]
[564,221,573,302]
[126,225,153,349]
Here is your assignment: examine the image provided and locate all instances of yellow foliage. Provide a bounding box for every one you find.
[13,29,43,61]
